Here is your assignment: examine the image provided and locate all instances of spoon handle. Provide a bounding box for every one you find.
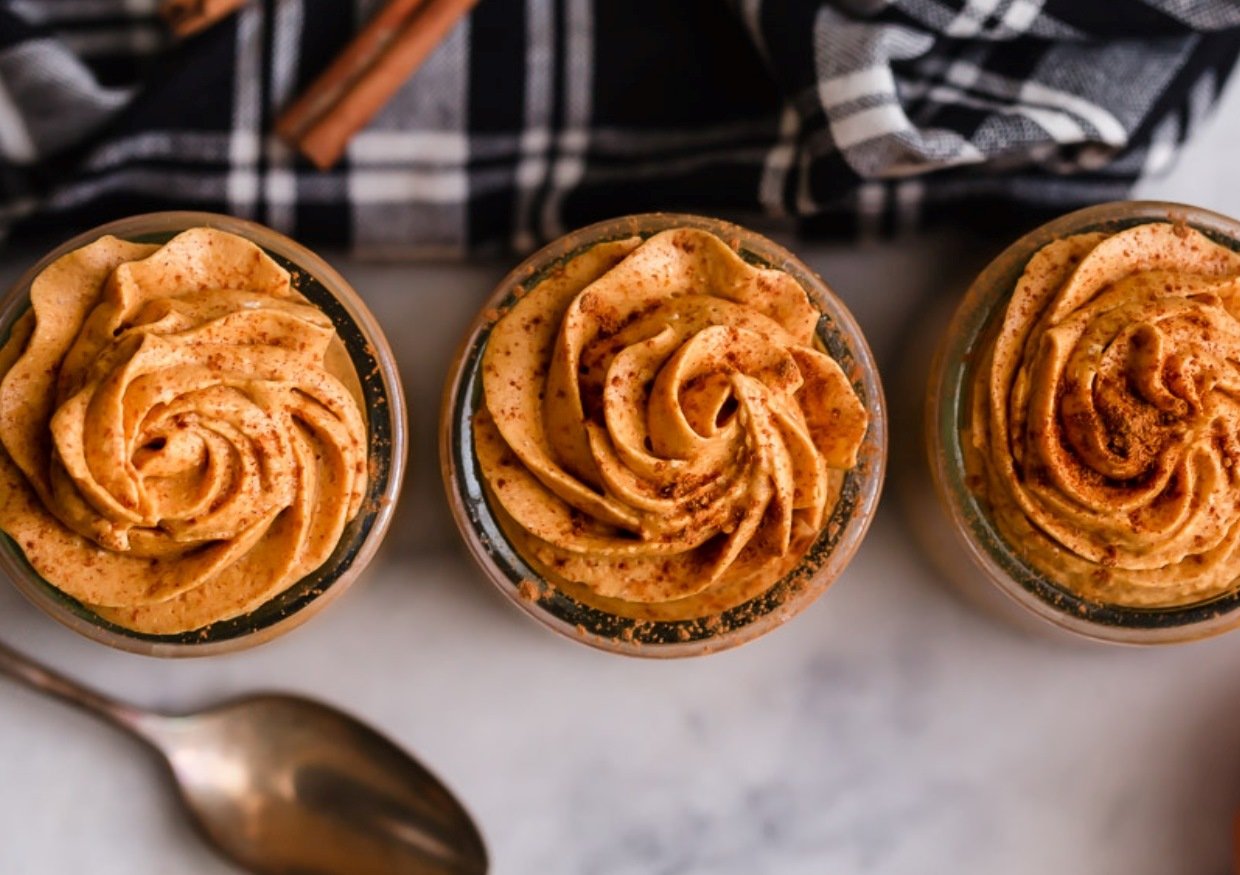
[0,639,164,745]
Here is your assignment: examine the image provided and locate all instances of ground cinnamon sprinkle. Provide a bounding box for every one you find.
[0,226,372,635]
[464,222,875,650]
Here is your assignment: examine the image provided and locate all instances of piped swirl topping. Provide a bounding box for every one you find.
[476,228,867,616]
[969,221,1240,606]
[0,229,368,634]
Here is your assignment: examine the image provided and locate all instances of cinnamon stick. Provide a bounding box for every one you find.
[276,0,425,147]
[276,0,479,170]
[159,0,249,39]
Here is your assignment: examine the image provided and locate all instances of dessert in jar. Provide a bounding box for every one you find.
[929,201,1240,643]
[0,213,405,655]
[442,214,885,656]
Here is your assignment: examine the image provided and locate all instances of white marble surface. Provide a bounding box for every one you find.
[4,81,1240,874]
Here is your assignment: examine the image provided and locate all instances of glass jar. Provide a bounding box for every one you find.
[0,212,407,656]
[441,213,886,657]
[927,200,1240,644]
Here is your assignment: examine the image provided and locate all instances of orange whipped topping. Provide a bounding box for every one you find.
[967,221,1240,606]
[0,228,368,634]
[474,227,867,621]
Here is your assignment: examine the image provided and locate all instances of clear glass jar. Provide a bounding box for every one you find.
[441,213,886,657]
[0,212,407,656]
[927,200,1240,644]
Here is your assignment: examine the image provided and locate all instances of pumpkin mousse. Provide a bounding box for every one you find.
[0,228,368,634]
[474,227,868,622]
[966,221,1240,607]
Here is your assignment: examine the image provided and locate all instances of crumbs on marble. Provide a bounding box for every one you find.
[517,578,545,602]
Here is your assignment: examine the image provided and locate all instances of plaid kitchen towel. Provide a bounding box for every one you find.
[0,0,1238,257]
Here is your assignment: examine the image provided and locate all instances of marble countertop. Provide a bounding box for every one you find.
[4,81,1240,875]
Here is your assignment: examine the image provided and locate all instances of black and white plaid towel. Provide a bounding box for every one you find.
[1,0,1238,257]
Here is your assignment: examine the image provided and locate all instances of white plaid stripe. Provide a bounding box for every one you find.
[892,0,1080,38]
[759,105,800,218]
[81,131,233,169]
[740,0,768,58]
[44,166,474,209]
[944,0,1002,38]
[830,103,912,149]
[0,78,36,165]
[540,0,593,242]
[1018,80,1127,146]
[46,168,250,210]
[512,0,555,253]
[228,3,263,218]
[923,80,1090,143]
[346,170,468,203]
[345,131,470,164]
[527,146,771,189]
[265,0,303,235]
[8,0,159,22]
[996,0,1044,37]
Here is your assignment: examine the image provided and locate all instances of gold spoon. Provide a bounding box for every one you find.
[0,639,488,875]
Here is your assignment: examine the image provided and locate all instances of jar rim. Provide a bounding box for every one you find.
[0,211,408,657]
[928,199,1240,644]
[440,212,887,657]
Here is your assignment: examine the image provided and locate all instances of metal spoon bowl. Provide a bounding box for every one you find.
[0,640,487,875]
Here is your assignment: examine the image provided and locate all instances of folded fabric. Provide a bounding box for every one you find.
[0,0,1237,257]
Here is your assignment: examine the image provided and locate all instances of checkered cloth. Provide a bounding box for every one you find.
[1,0,1238,257]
